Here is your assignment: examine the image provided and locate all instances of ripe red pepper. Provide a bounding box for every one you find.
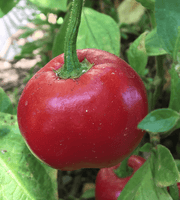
[95,155,146,200]
[17,49,148,171]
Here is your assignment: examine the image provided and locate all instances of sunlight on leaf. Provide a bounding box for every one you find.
[117,0,146,24]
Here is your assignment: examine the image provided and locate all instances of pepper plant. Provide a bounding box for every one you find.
[0,0,180,200]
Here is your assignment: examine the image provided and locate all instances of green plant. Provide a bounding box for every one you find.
[1,0,180,199]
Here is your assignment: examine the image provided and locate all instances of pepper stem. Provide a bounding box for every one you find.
[64,0,83,72]
[54,0,93,79]
[114,155,133,178]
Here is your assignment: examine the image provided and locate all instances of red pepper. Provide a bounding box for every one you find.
[17,49,148,170]
[95,155,146,200]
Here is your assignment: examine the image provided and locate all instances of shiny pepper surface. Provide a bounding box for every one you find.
[95,155,146,200]
[17,49,148,171]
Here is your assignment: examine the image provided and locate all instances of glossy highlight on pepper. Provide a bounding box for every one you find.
[17,49,148,171]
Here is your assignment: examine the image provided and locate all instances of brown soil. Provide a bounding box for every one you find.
[0,56,41,105]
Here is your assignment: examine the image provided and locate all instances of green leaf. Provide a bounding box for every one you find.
[118,159,172,200]
[29,18,48,26]
[173,27,180,62]
[80,188,95,199]
[117,0,145,25]
[20,42,38,55]
[140,143,152,153]
[155,0,180,56]
[19,28,37,39]
[169,184,179,200]
[18,39,49,57]
[0,112,58,200]
[52,11,71,58]
[28,0,68,12]
[77,7,120,56]
[0,87,13,114]
[145,28,167,56]
[134,162,172,200]
[53,7,120,57]
[0,0,20,18]
[169,66,180,112]
[14,54,31,60]
[152,145,180,187]
[138,108,180,133]
[127,31,148,76]
[136,0,155,10]
[118,160,149,200]
[119,145,179,200]
[174,160,180,172]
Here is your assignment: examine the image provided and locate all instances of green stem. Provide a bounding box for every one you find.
[147,7,164,112]
[150,133,160,147]
[58,170,63,198]
[64,0,83,73]
[148,8,156,29]
[148,6,166,111]
[114,155,133,178]
[54,0,93,79]
[69,173,81,196]
[152,55,165,110]
[172,27,180,63]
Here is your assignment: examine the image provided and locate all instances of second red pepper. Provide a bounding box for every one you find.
[95,155,146,200]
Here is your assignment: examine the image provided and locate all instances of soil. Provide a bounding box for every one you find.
[0,56,41,99]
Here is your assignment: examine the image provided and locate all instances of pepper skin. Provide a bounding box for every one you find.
[17,49,148,171]
[95,155,146,200]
